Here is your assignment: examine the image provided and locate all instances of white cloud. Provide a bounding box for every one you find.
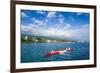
[58,14,65,23]
[21,23,72,38]
[76,12,83,16]
[31,27,72,37]
[47,11,56,18]
[21,12,29,17]
[59,17,64,23]
[67,24,89,41]
[21,22,89,41]
[59,14,63,18]
[32,18,46,26]
[66,24,71,28]
[63,24,71,30]
[32,17,36,21]
[36,21,45,26]
[36,11,46,15]
[21,24,33,34]
[44,19,48,23]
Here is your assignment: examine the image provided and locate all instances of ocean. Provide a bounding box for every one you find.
[21,42,89,63]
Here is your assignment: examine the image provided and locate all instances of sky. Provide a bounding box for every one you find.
[21,9,90,41]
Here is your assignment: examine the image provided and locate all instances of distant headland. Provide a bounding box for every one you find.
[21,34,85,43]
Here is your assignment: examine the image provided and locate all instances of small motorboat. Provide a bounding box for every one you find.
[45,48,73,57]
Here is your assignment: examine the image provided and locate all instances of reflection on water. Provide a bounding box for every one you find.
[21,42,89,63]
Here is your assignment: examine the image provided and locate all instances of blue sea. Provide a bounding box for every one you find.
[21,42,89,63]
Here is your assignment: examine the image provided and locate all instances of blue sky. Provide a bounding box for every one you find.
[21,10,90,41]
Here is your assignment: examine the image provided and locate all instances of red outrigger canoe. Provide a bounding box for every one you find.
[45,48,72,57]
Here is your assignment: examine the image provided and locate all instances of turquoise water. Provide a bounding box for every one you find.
[21,42,89,63]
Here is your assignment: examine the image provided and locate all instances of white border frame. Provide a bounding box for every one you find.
[15,4,94,69]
